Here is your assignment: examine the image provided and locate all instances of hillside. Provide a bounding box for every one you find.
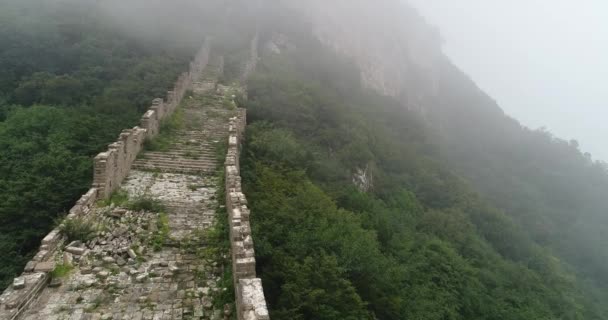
[241,1,608,318]
[1,0,607,319]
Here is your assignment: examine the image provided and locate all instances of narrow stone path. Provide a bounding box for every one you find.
[21,58,240,320]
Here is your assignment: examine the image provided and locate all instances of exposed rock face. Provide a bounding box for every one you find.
[353,164,374,193]
[284,0,443,110]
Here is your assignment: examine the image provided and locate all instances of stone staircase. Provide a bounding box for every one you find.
[1,36,269,320]
[18,60,241,320]
[132,65,233,175]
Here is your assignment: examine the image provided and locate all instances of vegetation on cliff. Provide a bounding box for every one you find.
[2,0,608,319]
[240,16,608,319]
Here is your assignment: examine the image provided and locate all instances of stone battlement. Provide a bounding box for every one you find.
[0,34,270,319]
[225,111,270,320]
[0,39,211,320]
[94,41,211,199]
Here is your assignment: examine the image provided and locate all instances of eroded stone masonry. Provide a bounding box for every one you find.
[0,39,268,320]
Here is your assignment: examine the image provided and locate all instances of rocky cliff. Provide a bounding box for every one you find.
[283,0,443,111]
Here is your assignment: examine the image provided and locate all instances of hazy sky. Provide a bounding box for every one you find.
[408,0,608,161]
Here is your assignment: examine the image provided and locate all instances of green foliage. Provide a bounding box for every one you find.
[241,28,600,319]
[127,197,166,213]
[98,189,129,207]
[144,109,185,152]
[59,217,97,243]
[51,263,73,279]
[150,213,170,252]
[0,0,199,288]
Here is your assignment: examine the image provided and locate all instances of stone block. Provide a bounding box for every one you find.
[41,229,61,245]
[24,261,36,273]
[238,278,269,320]
[65,246,86,256]
[34,261,56,273]
[32,250,49,262]
[12,277,25,290]
[63,252,73,267]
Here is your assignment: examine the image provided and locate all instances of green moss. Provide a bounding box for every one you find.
[150,212,170,251]
[51,263,73,278]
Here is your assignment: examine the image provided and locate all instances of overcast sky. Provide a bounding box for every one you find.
[408,0,608,161]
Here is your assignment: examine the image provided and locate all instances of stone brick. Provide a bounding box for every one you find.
[34,261,55,273]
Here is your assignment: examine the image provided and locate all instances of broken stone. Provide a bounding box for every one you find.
[97,271,110,279]
[63,252,73,267]
[102,256,115,264]
[80,267,92,275]
[202,296,213,309]
[49,278,62,288]
[34,261,56,273]
[136,273,148,283]
[127,249,137,259]
[116,257,126,266]
[65,246,86,256]
[83,278,96,287]
[24,261,36,273]
[110,208,127,217]
[13,277,25,289]
[67,240,83,248]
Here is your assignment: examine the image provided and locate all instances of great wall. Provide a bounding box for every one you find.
[0,38,269,320]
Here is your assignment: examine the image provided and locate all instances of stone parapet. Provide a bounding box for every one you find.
[0,187,99,319]
[95,40,211,199]
[0,39,212,320]
[225,110,270,320]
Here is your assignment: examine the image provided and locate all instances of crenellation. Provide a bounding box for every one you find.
[0,37,270,320]
[93,41,210,199]
[0,39,212,319]
[0,273,48,320]
[225,114,269,320]
[238,279,269,320]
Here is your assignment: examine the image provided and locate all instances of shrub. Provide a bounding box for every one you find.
[97,189,129,207]
[150,213,170,251]
[59,217,96,243]
[51,263,73,278]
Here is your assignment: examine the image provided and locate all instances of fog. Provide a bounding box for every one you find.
[409,0,608,161]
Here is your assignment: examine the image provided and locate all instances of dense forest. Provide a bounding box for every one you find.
[238,3,608,319]
[2,0,608,319]
[0,0,213,287]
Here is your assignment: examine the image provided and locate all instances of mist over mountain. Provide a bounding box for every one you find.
[1,0,607,319]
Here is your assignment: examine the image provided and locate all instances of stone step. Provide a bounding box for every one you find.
[133,160,217,169]
[143,150,217,158]
[132,164,216,174]
[134,158,217,166]
[144,145,217,152]
[173,134,228,140]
